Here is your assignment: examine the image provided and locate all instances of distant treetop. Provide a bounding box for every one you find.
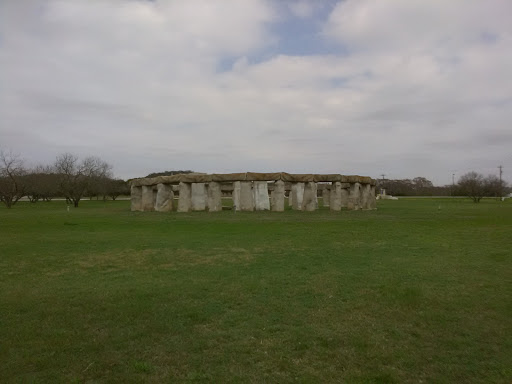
[145,170,194,178]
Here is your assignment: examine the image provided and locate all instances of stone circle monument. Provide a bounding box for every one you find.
[130,172,377,212]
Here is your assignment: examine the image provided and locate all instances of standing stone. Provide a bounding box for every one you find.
[253,181,270,211]
[348,183,362,210]
[291,183,305,210]
[340,183,350,208]
[155,183,174,212]
[302,182,317,211]
[271,180,285,212]
[369,185,377,209]
[191,183,207,211]
[141,185,155,211]
[287,190,293,207]
[207,182,222,212]
[330,182,342,211]
[361,184,371,210]
[130,185,143,211]
[239,182,254,211]
[323,188,330,207]
[177,182,192,212]
[152,188,158,208]
[232,181,241,211]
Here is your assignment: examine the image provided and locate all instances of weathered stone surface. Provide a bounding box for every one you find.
[253,181,270,210]
[180,173,211,183]
[314,174,342,182]
[232,181,241,211]
[340,185,349,208]
[132,173,376,187]
[155,183,173,212]
[191,183,207,211]
[130,173,377,213]
[330,182,342,211]
[361,183,371,210]
[348,183,362,210]
[302,182,318,211]
[141,185,155,211]
[130,185,143,211]
[239,181,254,211]
[271,180,285,212]
[207,182,222,212]
[291,183,305,210]
[177,182,192,212]
[369,185,377,209]
[281,173,314,182]
[323,188,330,207]
[246,172,281,181]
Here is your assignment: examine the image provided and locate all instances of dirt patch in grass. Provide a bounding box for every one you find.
[73,247,255,273]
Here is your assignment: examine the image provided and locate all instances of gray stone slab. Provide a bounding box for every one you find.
[271,180,285,212]
[323,188,330,207]
[361,183,371,210]
[239,182,254,211]
[177,182,192,212]
[207,182,222,212]
[155,183,173,212]
[141,185,155,211]
[232,181,241,211]
[348,182,362,210]
[191,183,207,211]
[253,181,270,211]
[370,185,377,209]
[330,182,342,211]
[302,182,317,211]
[291,183,304,210]
[340,187,349,208]
[130,185,143,211]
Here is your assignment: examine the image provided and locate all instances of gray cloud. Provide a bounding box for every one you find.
[1,0,511,184]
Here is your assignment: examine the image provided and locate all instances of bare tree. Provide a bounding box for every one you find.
[0,150,27,208]
[23,165,60,202]
[458,171,485,203]
[54,153,112,207]
[106,179,129,200]
[483,174,502,198]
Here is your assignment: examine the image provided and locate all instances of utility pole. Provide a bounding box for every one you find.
[498,165,503,199]
[380,174,386,181]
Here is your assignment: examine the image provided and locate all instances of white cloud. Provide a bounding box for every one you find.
[1,0,511,184]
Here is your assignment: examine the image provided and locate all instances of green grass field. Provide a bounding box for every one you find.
[1,199,511,383]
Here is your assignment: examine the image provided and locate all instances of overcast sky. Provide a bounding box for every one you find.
[1,0,511,185]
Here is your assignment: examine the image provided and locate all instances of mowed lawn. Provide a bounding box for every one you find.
[1,199,511,383]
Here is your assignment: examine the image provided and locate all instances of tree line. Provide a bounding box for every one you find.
[377,172,510,202]
[0,150,129,208]
[2,149,508,208]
